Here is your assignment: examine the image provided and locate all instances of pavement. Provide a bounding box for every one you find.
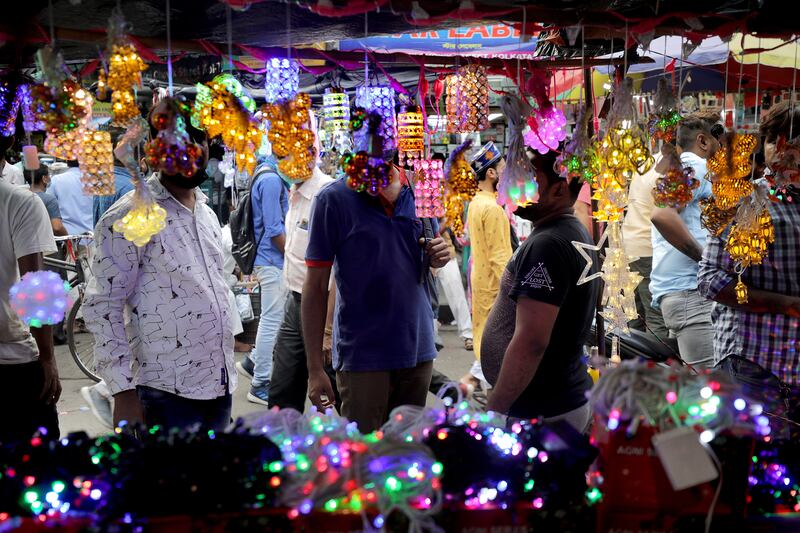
[55,324,476,437]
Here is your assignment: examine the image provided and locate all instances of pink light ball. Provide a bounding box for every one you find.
[524,107,567,154]
[9,271,71,327]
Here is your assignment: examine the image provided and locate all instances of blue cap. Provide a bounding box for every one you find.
[470,141,502,174]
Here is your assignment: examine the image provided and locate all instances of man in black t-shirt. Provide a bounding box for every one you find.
[483,150,599,431]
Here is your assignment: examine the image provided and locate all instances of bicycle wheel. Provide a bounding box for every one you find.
[67,294,100,382]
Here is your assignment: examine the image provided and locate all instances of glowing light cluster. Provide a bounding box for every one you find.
[263,93,315,183]
[264,58,299,104]
[9,271,71,327]
[145,99,204,178]
[113,201,167,247]
[340,151,390,196]
[652,165,699,209]
[78,129,115,195]
[444,140,479,236]
[354,86,397,152]
[194,74,262,176]
[555,106,598,184]
[598,228,642,334]
[648,110,682,143]
[413,158,445,218]
[30,80,93,135]
[107,43,146,126]
[397,105,425,166]
[524,106,567,154]
[322,89,350,137]
[706,133,758,210]
[445,65,489,133]
[44,127,84,161]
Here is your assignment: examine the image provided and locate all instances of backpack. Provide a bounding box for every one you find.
[229,166,271,275]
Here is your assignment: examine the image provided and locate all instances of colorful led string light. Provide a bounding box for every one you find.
[651,145,699,209]
[264,58,299,104]
[555,105,598,184]
[340,110,392,196]
[322,88,350,139]
[524,71,567,155]
[9,271,71,327]
[443,139,479,236]
[413,158,445,218]
[263,93,315,183]
[194,74,263,176]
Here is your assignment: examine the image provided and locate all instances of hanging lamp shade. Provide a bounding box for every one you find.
[397,104,424,166]
[322,88,350,136]
[265,58,300,104]
[413,158,445,218]
[445,65,489,133]
[354,85,397,152]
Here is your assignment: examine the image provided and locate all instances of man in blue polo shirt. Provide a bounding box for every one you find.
[302,153,451,432]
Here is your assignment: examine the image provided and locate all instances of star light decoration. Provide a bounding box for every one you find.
[706,133,758,210]
[443,139,479,236]
[105,11,147,126]
[445,65,489,133]
[647,78,682,143]
[194,74,263,176]
[263,93,315,183]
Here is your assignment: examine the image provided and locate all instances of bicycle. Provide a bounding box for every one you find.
[43,233,99,382]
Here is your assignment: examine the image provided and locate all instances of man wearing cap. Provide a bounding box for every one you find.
[302,149,451,433]
[482,151,599,432]
[465,142,513,389]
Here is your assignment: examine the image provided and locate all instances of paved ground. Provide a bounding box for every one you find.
[55,325,475,436]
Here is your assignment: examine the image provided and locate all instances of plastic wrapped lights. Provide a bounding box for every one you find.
[651,145,699,209]
[354,86,397,152]
[556,106,598,184]
[9,271,71,327]
[263,93,315,183]
[78,130,115,196]
[445,65,489,133]
[648,78,682,143]
[113,201,168,247]
[145,99,204,178]
[397,105,424,166]
[524,106,567,154]
[264,58,299,104]
[413,158,445,218]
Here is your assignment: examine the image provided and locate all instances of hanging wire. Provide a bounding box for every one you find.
[622,22,628,77]
[517,6,525,94]
[755,38,762,124]
[286,1,292,61]
[791,37,798,141]
[363,11,370,106]
[48,0,55,43]
[166,0,173,96]
[226,5,234,72]
[579,26,585,108]
[722,39,730,120]
[678,35,684,101]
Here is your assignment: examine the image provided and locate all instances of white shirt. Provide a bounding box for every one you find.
[284,167,334,294]
[622,155,661,259]
[83,175,236,399]
[0,161,25,186]
[0,180,58,364]
[47,167,94,235]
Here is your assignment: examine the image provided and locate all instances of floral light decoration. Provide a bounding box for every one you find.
[397,105,425,167]
[651,144,699,209]
[413,158,445,218]
[145,97,204,178]
[445,65,489,133]
[264,58,299,104]
[524,70,567,154]
[194,74,263,176]
[105,10,147,126]
[354,85,397,152]
[647,78,682,143]
[263,93,315,183]
[555,105,598,184]
[78,129,115,196]
[9,271,71,327]
[340,110,392,196]
[443,139,478,236]
[497,94,537,210]
[706,133,758,210]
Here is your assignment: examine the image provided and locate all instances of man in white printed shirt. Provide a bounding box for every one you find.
[265,165,337,412]
[83,116,234,431]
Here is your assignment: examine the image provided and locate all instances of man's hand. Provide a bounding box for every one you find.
[782,295,800,318]
[322,328,333,366]
[308,369,335,411]
[113,390,145,428]
[39,359,62,405]
[421,237,451,269]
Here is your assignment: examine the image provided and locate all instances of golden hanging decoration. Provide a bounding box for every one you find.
[443,140,479,236]
[725,209,774,269]
[445,65,489,133]
[30,80,93,135]
[113,201,168,247]
[78,129,115,196]
[700,197,738,236]
[706,133,757,210]
[43,127,85,161]
[397,105,425,166]
[263,93,315,182]
[106,43,146,126]
[735,276,749,304]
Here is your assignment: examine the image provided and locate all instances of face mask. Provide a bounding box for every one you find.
[161,170,208,190]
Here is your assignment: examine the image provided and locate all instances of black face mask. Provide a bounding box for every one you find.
[160,170,208,190]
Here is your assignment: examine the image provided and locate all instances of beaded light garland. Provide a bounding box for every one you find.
[107,43,146,126]
[354,86,397,152]
[9,271,71,328]
[397,105,424,166]
[444,140,478,236]
[0,82,39,136]
[194,74,262,176]
[445,65,489,133]
[43,128,84,161]
[322,89,350,137]
[263,93,315,183]
[113,201,167,247]
[706,133,758,210]
[78,130,115,196]
[340,111,391,195]
[497,94,537,209]
[700,196,738,236]
[413,158,445,218]
[264,58,299,104]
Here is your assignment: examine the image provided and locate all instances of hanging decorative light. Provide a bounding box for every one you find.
[413,158,445,218]
[445,65,489,133]
[556,105,598,184]
[145,98,204,178]
[106,23,146,126]
[496,94,537,209]
[706,133,758,210]
[113,201,168,247]
[30,80,93,136]
[78,129,115,196]
[355,86,397,152]
[322,89,350,136]
[444,139,478,236]
[524,70,566,154]
[340,110,391,196]
[651,144,699,209]
[263,93,315,183]
[647,78,682,143]
[397,104,424,166]
[264,58,299,104]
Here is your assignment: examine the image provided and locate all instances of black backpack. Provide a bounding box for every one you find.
[229,165,272,275]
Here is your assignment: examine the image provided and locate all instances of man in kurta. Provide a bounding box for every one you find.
[464,142,512,389]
